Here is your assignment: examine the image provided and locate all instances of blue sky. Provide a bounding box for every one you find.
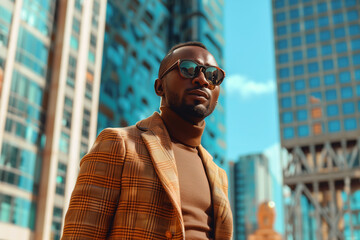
[224,0,285,233]
[224,0,279,160]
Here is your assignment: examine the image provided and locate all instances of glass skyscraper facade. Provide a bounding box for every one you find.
[0,0,106,239]
[230,154,273,240]
[98,0,227,169]
[0,0,225,239]
[273,0,360,239]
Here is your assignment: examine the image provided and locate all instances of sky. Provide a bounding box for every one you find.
[224,0,279,160]
[224,0,285,233]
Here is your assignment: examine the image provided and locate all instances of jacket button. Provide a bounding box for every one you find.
[165,231,173,239]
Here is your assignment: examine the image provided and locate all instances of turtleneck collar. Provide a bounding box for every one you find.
[160,106,205,148]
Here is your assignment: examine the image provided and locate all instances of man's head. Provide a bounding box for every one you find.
[155,42,224,124]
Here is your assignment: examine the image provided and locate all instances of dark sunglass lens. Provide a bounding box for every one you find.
[179,61,197,78]
[205,67,222,84]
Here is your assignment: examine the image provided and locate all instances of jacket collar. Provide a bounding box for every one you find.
[136,112,232,239]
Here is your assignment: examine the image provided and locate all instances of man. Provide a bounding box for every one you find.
[62,42,233,239]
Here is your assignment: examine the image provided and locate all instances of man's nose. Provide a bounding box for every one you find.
[191,70,210,88]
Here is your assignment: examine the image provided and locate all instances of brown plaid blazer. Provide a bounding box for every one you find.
[62,112,233,240]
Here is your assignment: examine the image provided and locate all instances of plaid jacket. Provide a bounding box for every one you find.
[62,112,233,240]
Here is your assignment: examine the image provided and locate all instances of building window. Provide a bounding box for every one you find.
[318,16,329,27]
[277,26,287,36]
[276,12,286,22]
[344,118,357,131]
[305,20,315,30]
[295,95,306,106]
[339,71,351,83]
[353,54,360,65]
[328,120,341,132]
[277,39,288,49]
[347,10,359,21]
[311,107,322,119]
[290,9,299,19]
[313,123,323,135]
[338,56,349,68]
[357,85,360,96]
[275,0,285,8]
[323,59,334,70]
[292,36,302,47]
[334,28,346,40]
[281,97,292,108]
[310,92,322,102]
[356,70,360,81]
[59,132,70,153]
[327,104,339,117]
[298,125,309,137]
[294,65,304,76]
[279,68,290,78]
[351,39,360,51]
[341,87,353,99]
[307,48,317,58]
[333,13,344,24]
[278,53,289,63]
[282,112,293,123]
[309,77,320,88]
[321,45,332,55]
[297,109,307,121]
[320,30,331,42]
[283,127,294,139]
[291,23,300,33]
[331,1,342,10]
[70,35,79,50]
[304,6,313,16]
[343,102,355,114]
[293,51,303,61]
[325,89,337,101]
[308,62,319,73]
[336,42,347,53]
[324,74,336,85]
[317,2,327,13]
[349,24,360,36]
[306,34,316,44]
[345,0,356,7]
[295,79,305,90]
[280,82,291,93]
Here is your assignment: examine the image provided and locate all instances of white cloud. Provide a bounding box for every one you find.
[225,74,276,99]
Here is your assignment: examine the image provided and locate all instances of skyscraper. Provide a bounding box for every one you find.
[230,153,273,240]
[0,0,226,239]
[273,0,360,238]
[0,0,106,239]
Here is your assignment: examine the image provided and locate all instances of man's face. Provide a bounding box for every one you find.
[157,46,221,124]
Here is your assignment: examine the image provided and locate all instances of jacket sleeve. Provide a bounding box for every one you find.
[62,128,125,239]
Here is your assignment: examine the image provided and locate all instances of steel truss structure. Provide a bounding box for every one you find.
[283,139,360,240]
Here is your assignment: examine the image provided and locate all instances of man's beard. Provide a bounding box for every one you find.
[168,96,215,121]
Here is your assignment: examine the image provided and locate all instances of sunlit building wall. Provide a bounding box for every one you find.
[230,154,272,240]
[273,0,360,238]
[0,0,106,239]
[98,0,227,169]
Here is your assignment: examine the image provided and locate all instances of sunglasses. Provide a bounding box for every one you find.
[159,59,225,89]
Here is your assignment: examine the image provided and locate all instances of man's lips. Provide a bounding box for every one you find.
[187,89,210,99]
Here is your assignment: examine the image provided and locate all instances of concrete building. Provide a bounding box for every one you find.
[273,0,360,238]
[0,0,106,239]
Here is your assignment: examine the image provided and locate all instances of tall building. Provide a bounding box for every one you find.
[0,0,107,239]
[0,0,226,239]
[98,0,227,169]
[230,154,273,240]
[273,0,360,238]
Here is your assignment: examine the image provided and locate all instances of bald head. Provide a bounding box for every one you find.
[158,42,207,79]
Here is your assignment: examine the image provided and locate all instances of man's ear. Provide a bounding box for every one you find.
[154,78,164,96]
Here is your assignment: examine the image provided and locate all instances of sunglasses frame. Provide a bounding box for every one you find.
[159,59,225,87]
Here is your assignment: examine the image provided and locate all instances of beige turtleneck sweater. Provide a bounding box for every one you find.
[160,106,214,240]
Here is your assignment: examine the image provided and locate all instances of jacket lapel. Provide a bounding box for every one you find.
[198,145,233,239]
[136,113,184,232]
